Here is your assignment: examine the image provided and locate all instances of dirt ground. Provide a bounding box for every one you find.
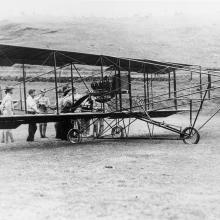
[1,114,220,220]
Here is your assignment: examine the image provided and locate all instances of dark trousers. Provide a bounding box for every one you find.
[27,111,37,141]
[27,123,37,141]
[55,121,72,140]
[55,122,62,139]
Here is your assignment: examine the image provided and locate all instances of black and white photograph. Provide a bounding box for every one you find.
[0,0,220,219]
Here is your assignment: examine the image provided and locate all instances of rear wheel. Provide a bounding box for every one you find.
[181,127,200,144]
[67,129,82,144]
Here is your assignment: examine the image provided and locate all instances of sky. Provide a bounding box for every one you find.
[0,0,220,20]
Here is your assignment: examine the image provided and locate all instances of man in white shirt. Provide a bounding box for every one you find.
[0,86,18,143]
[26,89,40,142]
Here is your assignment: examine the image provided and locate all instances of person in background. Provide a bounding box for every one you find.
[0,86,18,143]
[37,89,50,138]
[92,97,104,138]
[26,89,40,142]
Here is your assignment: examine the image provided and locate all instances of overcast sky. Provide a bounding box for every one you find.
[0,0,220,20]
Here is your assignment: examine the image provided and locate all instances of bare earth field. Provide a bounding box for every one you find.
[0,114,220,220]
[1,14,220,220]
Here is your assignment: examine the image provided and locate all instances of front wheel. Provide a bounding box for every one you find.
[111,126,124,138]
[67,129,82,144]
[181,127,200,144]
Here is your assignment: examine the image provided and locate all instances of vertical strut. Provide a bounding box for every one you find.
[143,65,147,111]
[128,60,132,112]
[150,73,153,109]
[70,63,74,104]
[168,71,171,98]
[19,84,23,111]
[100,56,105,113]
[118,59,122,111]
[208,73,211,99]
[146,72,150,109]
[115,67,118,111]
[53,52,59,115]
[190,99,192,126]
[199,66,203,111]
[173,69,177,110]
[22,63,27,113]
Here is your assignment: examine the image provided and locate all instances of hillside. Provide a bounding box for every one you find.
[0,14,220,68]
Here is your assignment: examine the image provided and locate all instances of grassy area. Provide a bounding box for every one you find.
[1,66,220,115]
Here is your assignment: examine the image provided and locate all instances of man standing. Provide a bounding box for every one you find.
[0,86,18,143]
[37,89,50,138]
[26,89,39,142]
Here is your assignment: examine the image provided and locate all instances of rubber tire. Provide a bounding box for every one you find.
[67,129,82,144]
[111,126,124,138]
[181,127,200,144]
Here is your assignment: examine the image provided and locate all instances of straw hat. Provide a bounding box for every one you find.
[63,87,72,96]
[58,89,63,93]
[40,88,46,93]
[28,89,35,95]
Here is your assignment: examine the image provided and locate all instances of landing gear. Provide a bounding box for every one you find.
[181,127,200,144]
[67,129,82,144]
[111,126,124,138]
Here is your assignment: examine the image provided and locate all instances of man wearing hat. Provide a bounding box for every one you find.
[62,86,82,112]
[37,89,50,138]
[58,85,81,140]
[26,89,40,142]
[0,86,18,143]
[56,86,73,140]
[62,87,73,112]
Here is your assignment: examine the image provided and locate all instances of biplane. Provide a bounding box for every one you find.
[0,44,219,144]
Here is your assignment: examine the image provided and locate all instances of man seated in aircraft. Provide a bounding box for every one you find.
[58,86,79,140]
[54,86,84,140]
[26,89,40,142]
[61,87,73,113]
[54,89,64,139]
[62,86,82,112]
[80,91,93,137]
[37,89,50,138]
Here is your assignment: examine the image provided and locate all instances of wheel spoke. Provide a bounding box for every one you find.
[181,127,200,144]
[67,129,81,144]
[111,126,124,138]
